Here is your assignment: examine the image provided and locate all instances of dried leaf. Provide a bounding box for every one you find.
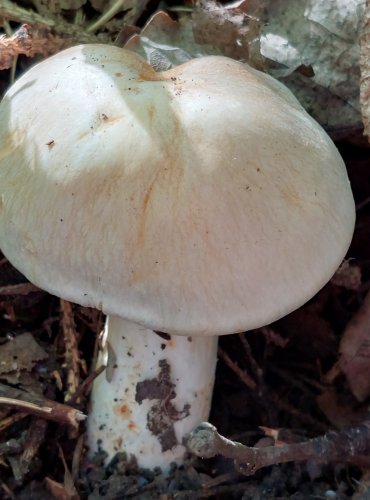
[331,261,362,291]
[192,0,264,66]
[124,11,217,70]
[278,307,336,361]
[124,1,364,136]
[0,332,48,375]
[59,444,80,499]
[317,388,368,428]
[260,0,366,135]
[45,477,79,500]
[125,3,264,71]
[338,290,370,401]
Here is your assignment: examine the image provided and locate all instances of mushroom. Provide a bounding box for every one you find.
[0,44,355,470]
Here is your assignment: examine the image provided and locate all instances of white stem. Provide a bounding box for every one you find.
[87,316,218,470]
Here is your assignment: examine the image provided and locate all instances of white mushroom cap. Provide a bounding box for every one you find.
[0,44,355,335]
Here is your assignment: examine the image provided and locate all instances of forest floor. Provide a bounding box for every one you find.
[0,1,370,498]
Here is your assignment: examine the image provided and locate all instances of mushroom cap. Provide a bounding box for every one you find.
[0,44,355,335]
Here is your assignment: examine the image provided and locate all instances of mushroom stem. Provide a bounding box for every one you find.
[87,316,218,470]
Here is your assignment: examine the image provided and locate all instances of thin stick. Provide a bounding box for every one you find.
[0,282,41,295]
[218,346,256,390]
[0,2,105,69]
[0,395,86,428]
[186,420,370,475]
[19,418,48,477]
[60,300,80,402]
[68,364,105,404]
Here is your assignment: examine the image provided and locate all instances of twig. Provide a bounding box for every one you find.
[237,334,279,424]
[178,482,253,499]
[0,24,39,69]
[238,333,262,380]
[356,195,370,211]
[201,471,241,489]
[0,282,41,295]
[19,418,48,478]
[60,300,80,402]
[186,421,370,476]
[218,346,256,390]
[0,24,61,70]
[68,364,105,405]
[0,2,106,70]
[259,326,288,348]
[2,19,17,83]
[0,411,28,432]
[0,481,14,500]
[0,393,86,428]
